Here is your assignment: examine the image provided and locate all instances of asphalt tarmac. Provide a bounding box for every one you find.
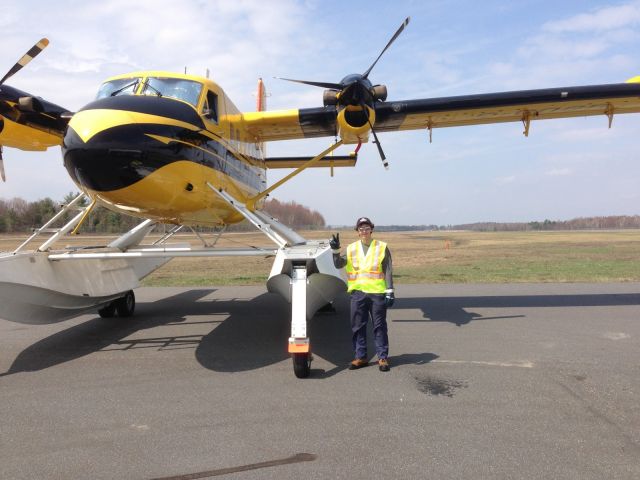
[1,283,639,479]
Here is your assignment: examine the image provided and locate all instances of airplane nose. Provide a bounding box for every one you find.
[62,95,203,192]
[67,107,139,144]
[63,107,147,192]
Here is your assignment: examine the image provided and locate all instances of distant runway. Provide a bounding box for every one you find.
[1,283,639,479]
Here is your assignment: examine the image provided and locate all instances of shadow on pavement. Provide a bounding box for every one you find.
[195,291,354,377]
[1,289,215,376]
[392,292,640,326]
[5,289,636,377]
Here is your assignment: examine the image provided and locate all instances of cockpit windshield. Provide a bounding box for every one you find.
[96,78,141,98]
[95,76,203,107]
[141,77,202,107]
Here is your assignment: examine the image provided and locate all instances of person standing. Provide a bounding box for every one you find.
[330,217,395,372]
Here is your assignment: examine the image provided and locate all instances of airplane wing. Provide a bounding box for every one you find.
[0,86,69,181]
[0,38,70,156]
[242,108,337,142]
[0,84,69,150]
[243,79,640,142]
[374,80,640,134]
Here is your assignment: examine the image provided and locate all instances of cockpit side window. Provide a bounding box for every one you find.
[204,90,218,123]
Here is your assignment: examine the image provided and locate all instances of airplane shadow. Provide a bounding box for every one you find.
[194,292,355,377]
[392,292,640,326]
[4,289,638,378]
[194,293,439,377]
[0,289,216,377]
[1,289,357,378]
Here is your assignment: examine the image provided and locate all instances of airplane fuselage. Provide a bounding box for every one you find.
[63,72,267,226]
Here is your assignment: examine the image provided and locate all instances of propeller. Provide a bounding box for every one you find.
[362,16,410,79]
[0,146,5,182]
[0,38,51,182]
[277,17,409,105]
[0,38,50,86]
[276,18,410,168]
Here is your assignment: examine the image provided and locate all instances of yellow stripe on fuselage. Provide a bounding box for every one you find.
[68,109,200,143]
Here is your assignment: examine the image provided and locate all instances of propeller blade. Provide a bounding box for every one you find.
[362,17,410,79]
[360,100,388,169]
[370,126,388,169]
[274,77,343,90]
[0,38,50,86]
[0,146,5,182]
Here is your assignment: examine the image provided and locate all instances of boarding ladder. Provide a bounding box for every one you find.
[13,192,92,253]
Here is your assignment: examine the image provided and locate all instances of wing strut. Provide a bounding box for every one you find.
[248,140,344,208]
[206,183,306,248]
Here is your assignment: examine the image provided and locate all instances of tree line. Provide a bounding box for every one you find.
[449,216,640,231]
[0,194,326,233]
[3,193,637,233]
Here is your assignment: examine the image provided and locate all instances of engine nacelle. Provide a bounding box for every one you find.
[323,89,339,106]
[18,96,45,113]
[0,115,57,150]
[371,84,387,101]
[336,104,376,144]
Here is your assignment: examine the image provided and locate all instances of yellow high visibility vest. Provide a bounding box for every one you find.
[345,239,387,293]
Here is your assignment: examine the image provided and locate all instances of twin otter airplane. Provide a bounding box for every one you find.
[2,19,640,377]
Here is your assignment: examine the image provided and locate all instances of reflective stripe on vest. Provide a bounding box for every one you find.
[345,239,387,293]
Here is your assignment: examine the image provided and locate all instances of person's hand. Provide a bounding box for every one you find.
[384,290,395,308]
[329,233,340,252]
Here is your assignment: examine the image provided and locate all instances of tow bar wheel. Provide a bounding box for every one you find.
[292,352,311,378]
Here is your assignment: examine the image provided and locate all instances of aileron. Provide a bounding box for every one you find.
[374,82,640,133]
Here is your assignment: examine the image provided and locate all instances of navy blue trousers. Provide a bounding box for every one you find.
[350,290,389,360]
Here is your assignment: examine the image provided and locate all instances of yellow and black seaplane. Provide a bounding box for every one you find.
[2,19,640,377]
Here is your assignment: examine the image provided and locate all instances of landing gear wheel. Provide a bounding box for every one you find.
[115,290,135,317]
[292,352,311,378]
[98,303,116,318]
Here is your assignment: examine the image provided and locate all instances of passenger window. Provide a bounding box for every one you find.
[204,91,218,123]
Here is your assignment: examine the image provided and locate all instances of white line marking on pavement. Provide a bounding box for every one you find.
[432,360,534,368]
[603,332,630,340]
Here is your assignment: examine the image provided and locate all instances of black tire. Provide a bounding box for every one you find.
[98,302,116,318]
[115,290,135,317]
[292,353,311,378]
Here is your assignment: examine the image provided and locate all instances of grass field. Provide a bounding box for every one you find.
[3,229,640,285]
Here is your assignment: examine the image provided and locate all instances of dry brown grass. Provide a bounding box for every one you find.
[3,229,640,285]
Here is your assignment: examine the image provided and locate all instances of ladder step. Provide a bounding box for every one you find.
[59,204,86,212]
[39,228,61,233]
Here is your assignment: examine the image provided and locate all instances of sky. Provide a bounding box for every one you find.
[1,0,640,226]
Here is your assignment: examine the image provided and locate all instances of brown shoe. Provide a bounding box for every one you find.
[348,358,368,370]
[378,359,390,372]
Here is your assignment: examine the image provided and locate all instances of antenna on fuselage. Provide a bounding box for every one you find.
[206,68,210,79]
[184,66,187,74]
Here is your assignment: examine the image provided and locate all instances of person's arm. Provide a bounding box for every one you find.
[330,233,347,268]
[382,247,395,307]
[382,247,394,290]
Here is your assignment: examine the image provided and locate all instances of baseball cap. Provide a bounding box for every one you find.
[355,217,374,230]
